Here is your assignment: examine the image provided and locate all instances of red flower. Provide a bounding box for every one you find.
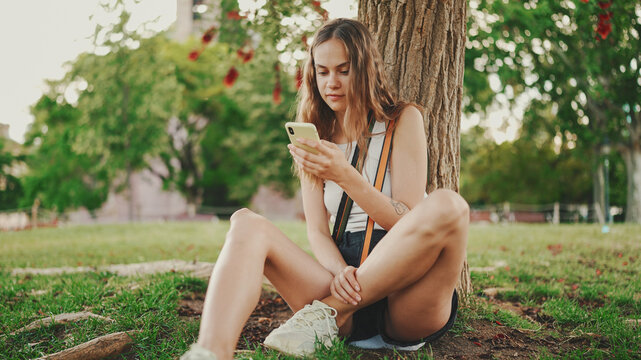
[227,10,246,20]
[301,34,309,49]
[237,47,254,63]
[273,82,282,105]
[598,1,612,9]
[201,26,217,44]
[580,0,589,2]
[188,50,200,61]
[296,67,303,90]
[223,66,239,88]
[311,1,328,20]
[596,20,612,39]
[599,12,612,21]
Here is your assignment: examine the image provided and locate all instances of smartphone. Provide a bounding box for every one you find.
[285,122,320,154]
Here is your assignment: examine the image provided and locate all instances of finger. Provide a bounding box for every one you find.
[296,138,323,153]
[320,139,340,150]
[307,139,334,156]
[290,151,321,173]
[338,273,359,305]
[344,268,362,293]
[339,275,361,304]
[290,143,325,162]
[335,282,358,305]
[330,279,349,304]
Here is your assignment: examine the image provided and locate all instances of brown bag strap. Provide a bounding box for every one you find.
[359,119,395,265]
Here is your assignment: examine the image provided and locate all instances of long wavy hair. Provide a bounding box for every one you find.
[296,18,413,183]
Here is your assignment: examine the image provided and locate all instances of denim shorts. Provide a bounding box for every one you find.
[338,230,458,347]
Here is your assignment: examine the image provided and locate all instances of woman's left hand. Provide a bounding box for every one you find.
[288,138,351,183]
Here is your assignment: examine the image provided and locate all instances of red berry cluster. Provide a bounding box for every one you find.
[188,26,218,61]
[596,10,613,40]
[226,10,246,20]
[188,1,325,103]
[273,63,282,105]
[582,0,614,40]
[236,44,254,64]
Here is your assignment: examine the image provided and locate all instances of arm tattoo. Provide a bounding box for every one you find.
[390,200,409,216]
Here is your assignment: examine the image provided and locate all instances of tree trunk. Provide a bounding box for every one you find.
[621,144,641,223]
[358,0,471,298]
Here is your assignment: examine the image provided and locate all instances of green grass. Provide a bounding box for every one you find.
[1,223,640,359]
[0,221,310,269]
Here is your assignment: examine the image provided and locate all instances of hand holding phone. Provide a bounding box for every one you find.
[285,122,320,155]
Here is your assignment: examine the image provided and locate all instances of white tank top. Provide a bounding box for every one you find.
[324,120,391,232]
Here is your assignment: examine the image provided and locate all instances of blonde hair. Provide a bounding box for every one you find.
[296,18,414,183]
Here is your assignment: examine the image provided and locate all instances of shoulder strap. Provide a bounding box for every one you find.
[331,114,376,245]
[359,119,395,265]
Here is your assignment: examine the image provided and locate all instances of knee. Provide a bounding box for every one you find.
[226,208,269,247]
[230,207,254,223]
[417,189,469,233]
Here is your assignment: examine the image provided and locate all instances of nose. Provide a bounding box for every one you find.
[328,72,340,89]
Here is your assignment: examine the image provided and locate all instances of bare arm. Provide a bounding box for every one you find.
[300,176,348,276]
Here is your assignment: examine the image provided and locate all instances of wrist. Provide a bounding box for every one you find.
[335,165,360,190]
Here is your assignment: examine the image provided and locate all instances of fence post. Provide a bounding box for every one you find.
[503,202,511,223]
[31,199,40,228]
[553,202,560,224]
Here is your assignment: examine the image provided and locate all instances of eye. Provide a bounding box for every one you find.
[340,70,350,75]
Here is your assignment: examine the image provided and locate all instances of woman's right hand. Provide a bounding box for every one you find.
[330,266,362,305]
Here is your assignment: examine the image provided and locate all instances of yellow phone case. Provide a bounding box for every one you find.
[285,122,320,155]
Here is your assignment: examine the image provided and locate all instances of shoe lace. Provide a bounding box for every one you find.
[287,303,338,335]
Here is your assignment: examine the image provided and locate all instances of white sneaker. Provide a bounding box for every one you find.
[263,300,339,357]
[180,343,217,360]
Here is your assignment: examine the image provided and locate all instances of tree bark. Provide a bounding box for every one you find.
[621,144,641,223]
[358,0,471,298]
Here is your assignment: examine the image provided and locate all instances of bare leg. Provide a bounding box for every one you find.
[197,209,333,360]
[319,189,469,338]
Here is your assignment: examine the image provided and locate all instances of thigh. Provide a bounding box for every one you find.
[240,211,334,312]
[384,213,468,341]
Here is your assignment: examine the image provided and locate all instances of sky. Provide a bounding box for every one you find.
[0,0,177,143]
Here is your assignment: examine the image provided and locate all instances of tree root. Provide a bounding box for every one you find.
[34,330,141,360]
[10,312,114,335]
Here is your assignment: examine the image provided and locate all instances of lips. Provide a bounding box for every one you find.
[326,94,343,101]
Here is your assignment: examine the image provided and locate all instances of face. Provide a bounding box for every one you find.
[313,38,351,118]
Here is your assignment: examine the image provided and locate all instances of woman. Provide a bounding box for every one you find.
[181,18,469,360]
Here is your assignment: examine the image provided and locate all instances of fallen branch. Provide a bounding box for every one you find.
[11,312,114,335]
[35,330,141,360]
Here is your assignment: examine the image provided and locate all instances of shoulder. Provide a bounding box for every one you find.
[394,105,423,135]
